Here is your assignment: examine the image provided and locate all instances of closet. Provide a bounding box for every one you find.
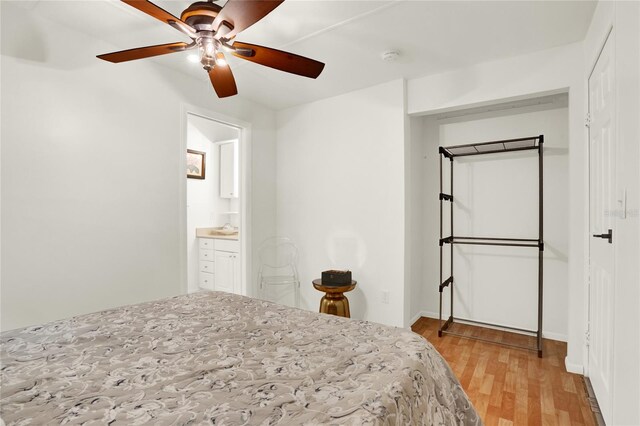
[437,136,544,357]
[412,94,570,350]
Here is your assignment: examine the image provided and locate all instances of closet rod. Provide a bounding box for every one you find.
[443,146,539,158]
[447,236,540,242]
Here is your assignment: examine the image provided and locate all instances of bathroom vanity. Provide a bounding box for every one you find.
[196,228,240,294]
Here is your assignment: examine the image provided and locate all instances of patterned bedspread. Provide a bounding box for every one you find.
[1,292,480,425]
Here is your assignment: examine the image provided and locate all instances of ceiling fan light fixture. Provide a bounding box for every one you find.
[203,39,216,58]
[215,55,228,67]
[196,32,221,69]
[96,0,325,98]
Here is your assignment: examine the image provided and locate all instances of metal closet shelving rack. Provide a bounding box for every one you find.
[437,135,544,358]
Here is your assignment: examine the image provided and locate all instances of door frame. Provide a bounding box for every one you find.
[178,103,252,297]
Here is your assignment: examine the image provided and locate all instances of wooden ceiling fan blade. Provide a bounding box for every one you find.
[97,42,192,63]
[208,53,238,98]
[122,0,196,38]
[230,42,325,78]
[212,0,284,39]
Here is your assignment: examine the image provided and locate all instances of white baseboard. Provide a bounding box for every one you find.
[565,357,584,375]
[409,310,439,326]
[410,311,567,342]
[542,331,568,342]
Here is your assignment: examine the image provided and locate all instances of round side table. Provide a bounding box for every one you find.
[312,279,357,318]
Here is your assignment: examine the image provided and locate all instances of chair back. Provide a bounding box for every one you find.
[258,237,300,307]
[258,237,298,270]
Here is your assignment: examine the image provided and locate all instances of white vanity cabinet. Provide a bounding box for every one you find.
[198,238,215,290]
[213,251,239,293]
[214,239,241,294]
[198,237,240,294]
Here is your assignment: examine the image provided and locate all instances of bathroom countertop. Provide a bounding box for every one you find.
[196,227,239,240]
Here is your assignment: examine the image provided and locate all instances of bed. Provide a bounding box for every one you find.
[1,291,480,425]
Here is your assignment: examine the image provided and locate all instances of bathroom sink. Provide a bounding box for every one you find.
[209,229,237,236]
[196,227,239,239]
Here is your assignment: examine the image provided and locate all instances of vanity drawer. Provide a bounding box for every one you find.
[199,272,214,290]
[199,249,214,261]
[199,238,214,250]
[199,260,214,273]
[215,239,239,252]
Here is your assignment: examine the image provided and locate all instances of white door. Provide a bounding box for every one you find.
[214,250,236,293]
[588,31,616,424]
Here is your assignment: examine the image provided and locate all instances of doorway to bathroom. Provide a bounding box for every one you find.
[179,105,251,298]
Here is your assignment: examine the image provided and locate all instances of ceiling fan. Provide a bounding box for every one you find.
[97,0,325,98]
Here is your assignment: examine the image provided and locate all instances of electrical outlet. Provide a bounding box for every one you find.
[382,290,390,304]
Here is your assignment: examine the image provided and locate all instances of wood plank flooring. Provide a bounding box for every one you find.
[411,317,597,426]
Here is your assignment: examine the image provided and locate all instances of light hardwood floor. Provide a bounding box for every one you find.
[411,317,597,426]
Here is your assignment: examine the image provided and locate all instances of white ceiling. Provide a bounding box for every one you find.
[189,113,239,143]
[9,0,596,110]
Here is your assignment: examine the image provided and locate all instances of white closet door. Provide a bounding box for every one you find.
[588,31,616,424]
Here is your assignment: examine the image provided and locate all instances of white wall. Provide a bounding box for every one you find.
[408,43,582,116]
[406,42,586,368]
[406,116,425,326]
[414,103,569,341]
[0,2,276,331]
[583,1,640,424]
[276,79,406,328]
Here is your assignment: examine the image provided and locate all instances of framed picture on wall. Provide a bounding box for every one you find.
[186,149,206,179]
